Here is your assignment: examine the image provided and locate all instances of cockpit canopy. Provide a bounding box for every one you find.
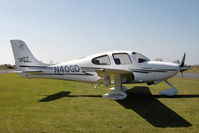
[91,52,150,65]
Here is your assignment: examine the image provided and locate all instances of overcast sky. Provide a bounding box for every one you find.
[0,0,198,65]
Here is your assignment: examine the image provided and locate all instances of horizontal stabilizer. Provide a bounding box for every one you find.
[1,70,43,74]
[22,69,43,74]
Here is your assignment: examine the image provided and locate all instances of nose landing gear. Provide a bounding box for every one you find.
[159,80,178,96]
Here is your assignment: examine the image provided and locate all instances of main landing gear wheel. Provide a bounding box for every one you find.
[102,91,127,100]
[102,75,127,100]
[109,86,128,92]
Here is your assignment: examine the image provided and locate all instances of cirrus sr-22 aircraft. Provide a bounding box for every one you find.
[10,40,189,100]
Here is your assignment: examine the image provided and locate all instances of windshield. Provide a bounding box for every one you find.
[132,52,150,63]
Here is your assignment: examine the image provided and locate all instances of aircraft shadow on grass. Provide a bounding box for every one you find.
[39,86,197,128]
[117,86,193,128]
[38,91,101,102]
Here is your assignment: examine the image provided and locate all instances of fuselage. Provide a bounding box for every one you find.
[20,51,180,84]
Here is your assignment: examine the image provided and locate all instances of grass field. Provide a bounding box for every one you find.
[187,66,199,73]
[0,73,199,133]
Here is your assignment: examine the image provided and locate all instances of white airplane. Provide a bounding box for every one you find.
[11,40,189,100]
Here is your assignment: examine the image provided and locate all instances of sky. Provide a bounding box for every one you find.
[0,0,198,65]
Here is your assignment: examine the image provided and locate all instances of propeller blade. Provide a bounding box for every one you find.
[179,53,187,89]
[180,72,184,89]
[180,53,186,67]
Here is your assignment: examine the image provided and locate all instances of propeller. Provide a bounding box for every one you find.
[179,53,189,89]
[180,71,183,89]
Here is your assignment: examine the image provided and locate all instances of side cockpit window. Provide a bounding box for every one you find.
[113,53,132,65]
[92,55,111,65]
[132,52,150,63]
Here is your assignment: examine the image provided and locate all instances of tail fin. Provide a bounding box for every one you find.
[10,40,48,70]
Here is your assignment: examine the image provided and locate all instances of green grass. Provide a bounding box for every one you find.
[187,66,199,73]
[0,74,199,133]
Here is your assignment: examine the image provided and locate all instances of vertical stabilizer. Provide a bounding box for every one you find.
[10,40,48,70]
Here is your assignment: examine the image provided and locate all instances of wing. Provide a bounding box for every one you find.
[96,68,134,87]
[81,67,134,87]
[81,67,177,74]
[95,68,131,75]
